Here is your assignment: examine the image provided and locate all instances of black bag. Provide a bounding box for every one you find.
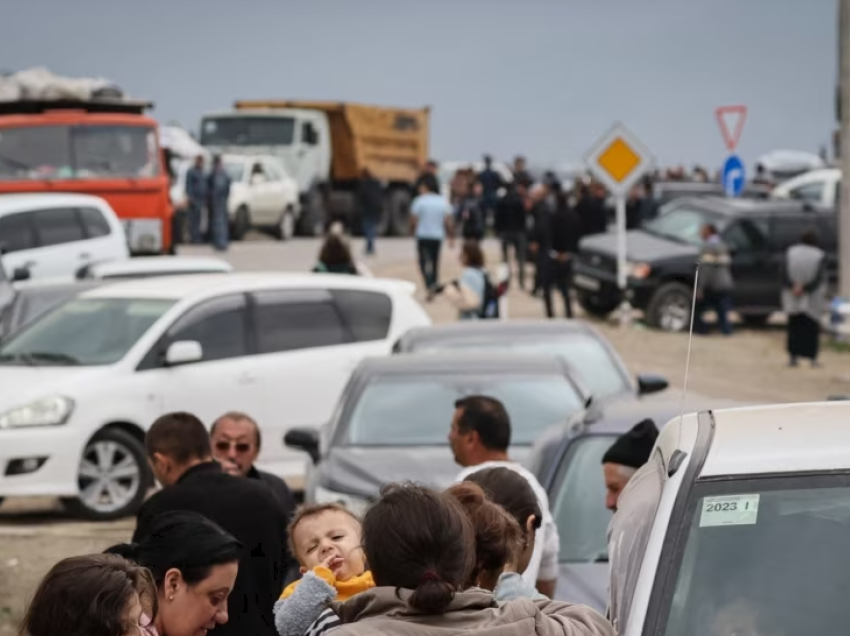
[479,272,500,319]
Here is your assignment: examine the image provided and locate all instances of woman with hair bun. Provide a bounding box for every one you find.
[328,483,614,636]
[106,510,243,636]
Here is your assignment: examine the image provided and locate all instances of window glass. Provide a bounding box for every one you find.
[200,117,295,146]
[550,435,618,562]
[79,207,111,238]
[0,298,173,366]
[264,160,283,181]
[34,208,85,246]
[168,295,248,362]
[789,181,825,203]
[644,206,726,246]
[253,291,347,353]
[331,290,392,342]
[223,161,245,183]
[0,213,35,252]
[72,126,160,178]
[0,126,72,180]
[344,374,583,446]
[722,219,767,253]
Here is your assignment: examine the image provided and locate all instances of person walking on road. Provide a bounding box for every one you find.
[414,159,441,195]
[531,185,582,319]
[134,412,290,636]
[449,395,560,598]
[783,229,827,367]
[456,181,487,241]
[411,181,454,301]
[694,223,734,336]
[496,182,530,291]
[186,154,207,244]
[575,181,608,237]
[511,155,533,189]
[477,155,505,228]
[357,168,383,256]
[207,155,231,252]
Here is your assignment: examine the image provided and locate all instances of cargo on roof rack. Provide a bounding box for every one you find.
[0,98,153,116]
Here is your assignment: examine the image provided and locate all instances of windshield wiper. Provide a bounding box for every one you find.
[0,352,35,366]
[19,351,80,365]
[592,552,609,563]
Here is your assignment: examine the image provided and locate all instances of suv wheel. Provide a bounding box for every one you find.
[274,207,296,241]
[61,428,150,521]
[231,206,251,241]
[646,282,692,332]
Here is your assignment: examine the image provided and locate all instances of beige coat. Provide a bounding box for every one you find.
[330,587,615,636]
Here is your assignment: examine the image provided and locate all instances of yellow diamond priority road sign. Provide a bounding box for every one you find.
[584,123,654,196]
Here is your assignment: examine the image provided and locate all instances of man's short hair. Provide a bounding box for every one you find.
[146,412,211,465]
[210,411,261,448]
[286,503,362,561]
[454,395,511,451]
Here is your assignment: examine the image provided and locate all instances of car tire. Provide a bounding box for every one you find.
[231,206,251,241]
[274,207,296,241]
[576,291,618,318]
[298,189,326,237]
[741,313,772,327]
[646,282,693,332]
[61,427,150,521]
[387,189,412,237]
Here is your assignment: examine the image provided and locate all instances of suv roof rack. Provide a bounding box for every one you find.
[0,98,153,116]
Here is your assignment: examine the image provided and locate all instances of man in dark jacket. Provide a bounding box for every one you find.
[576,181,609,237]
[695,223,734,335]
[414,159,440,195]
[477,155,505,227]
[357,168,383,255]
[495,182,530,290]
[135,412,289,636]
[530,184,582,318]
[185,154,207,244]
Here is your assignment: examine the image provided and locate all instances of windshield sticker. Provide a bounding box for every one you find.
[699,494,760,527]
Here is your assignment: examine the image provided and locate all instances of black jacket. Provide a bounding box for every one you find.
[532,201,582,254]
[575,195,608,237]
[247,466,299,585]
[134,462,288,636]
[495,192,528,235]
[357,177,383,220]
[414,173,440,194]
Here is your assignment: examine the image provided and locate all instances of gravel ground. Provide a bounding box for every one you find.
[2,239,848,629]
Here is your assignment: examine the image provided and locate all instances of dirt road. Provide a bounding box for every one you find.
[1,244,848,629]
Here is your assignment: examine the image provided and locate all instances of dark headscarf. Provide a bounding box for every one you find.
[602,419,659,469]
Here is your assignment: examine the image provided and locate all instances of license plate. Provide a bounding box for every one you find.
[573,274,601,291]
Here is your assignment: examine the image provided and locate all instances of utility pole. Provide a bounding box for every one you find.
[839,0,850,298]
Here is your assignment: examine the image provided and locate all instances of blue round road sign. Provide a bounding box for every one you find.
[721,155,745,198]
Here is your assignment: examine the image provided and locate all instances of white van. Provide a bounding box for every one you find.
[0,193,129,281]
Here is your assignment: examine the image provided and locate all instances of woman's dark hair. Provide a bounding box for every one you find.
[461,240,485,268]
[444,482,522,587]
[464,467,543,538]
[800,229,820,247]
[106,511,242,587]
[362,483,475,614]
[20,553,157,636]
[318,234,355,268]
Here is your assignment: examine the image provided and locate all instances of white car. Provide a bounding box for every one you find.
[770,167,841,207]
[171,154,301,241]
[610,401,850,636]
[0,193,129,282]
[76,256,234,280]
[0,272,430,520]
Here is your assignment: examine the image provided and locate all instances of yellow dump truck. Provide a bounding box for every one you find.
[199,100,430,237]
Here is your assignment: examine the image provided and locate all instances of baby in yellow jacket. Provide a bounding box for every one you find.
[274,503,373,636]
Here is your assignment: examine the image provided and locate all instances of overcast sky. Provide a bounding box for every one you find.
[0,0,836,171]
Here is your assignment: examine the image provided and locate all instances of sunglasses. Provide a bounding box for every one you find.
[215,441,252,453]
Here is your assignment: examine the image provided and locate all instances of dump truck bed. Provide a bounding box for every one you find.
[235,100,429,184]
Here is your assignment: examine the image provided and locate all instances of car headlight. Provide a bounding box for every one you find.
[628,262,652,279]
[0,396,74,429]
[314,485,371,517]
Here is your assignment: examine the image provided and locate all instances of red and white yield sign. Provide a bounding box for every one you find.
[715,105,747,151]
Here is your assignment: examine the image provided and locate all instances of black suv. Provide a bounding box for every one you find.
[572,197,837,331]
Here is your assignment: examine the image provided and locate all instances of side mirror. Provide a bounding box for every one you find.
[637,373,669,396]
[284,427,321,464]
[164,340,203,366]
[12,267,31,282]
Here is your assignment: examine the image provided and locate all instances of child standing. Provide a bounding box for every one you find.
[274,504,373,636]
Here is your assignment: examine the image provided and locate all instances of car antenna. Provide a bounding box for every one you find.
[669,262,699,477]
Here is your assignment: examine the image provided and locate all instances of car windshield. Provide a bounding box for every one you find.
[550,434,618,562]
[1,287,86,338]
[0,124,160,180]
[343,373,583,446]
[412,334,630,399]
[643,205,726,245]
[223,161,245,182]
[200,116,295,146]
[656,475,850,636]
[0,298,174,366]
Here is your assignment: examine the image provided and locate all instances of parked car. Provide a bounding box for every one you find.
[392,320,669,403]
[613,401,850,636]
[76,256,233,279]
[770,167,841,207]
[0,272,430,520]
[650,181,770,207]
[0,279,104,339]
[573,197,837,331]
[285,352,594,516]
[0,193,129,282]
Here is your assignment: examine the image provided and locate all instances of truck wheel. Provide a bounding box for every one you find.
[231,206,251,241]
[298,190,326,237]
[274,207,296,241]
[577,291,618,318]
[61,427,150,521]
[387,190,412,237]
[646,282,692,332]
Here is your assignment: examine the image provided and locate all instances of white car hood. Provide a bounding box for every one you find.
[0,365,108,411]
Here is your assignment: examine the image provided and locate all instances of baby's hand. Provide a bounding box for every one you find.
[320,555,345,576]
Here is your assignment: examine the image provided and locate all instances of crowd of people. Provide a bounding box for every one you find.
[18,399,661,636]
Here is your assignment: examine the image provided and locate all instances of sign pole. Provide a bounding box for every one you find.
[615,195,629,328]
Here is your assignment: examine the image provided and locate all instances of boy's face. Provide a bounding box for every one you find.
[293,510,366,581]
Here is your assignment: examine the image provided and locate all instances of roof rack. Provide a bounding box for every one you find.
[0,98,153,116]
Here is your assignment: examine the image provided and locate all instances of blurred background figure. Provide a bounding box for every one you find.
[186,154,207,244]
[207,155,231,252]
[411,180,454,300]
[313,233,359,275]
[456,181,486,241]
[357,168,383,256]
[511,155,533,188]
[495,181,530,291]
[477,154,505,228]
[783,229,827,368]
